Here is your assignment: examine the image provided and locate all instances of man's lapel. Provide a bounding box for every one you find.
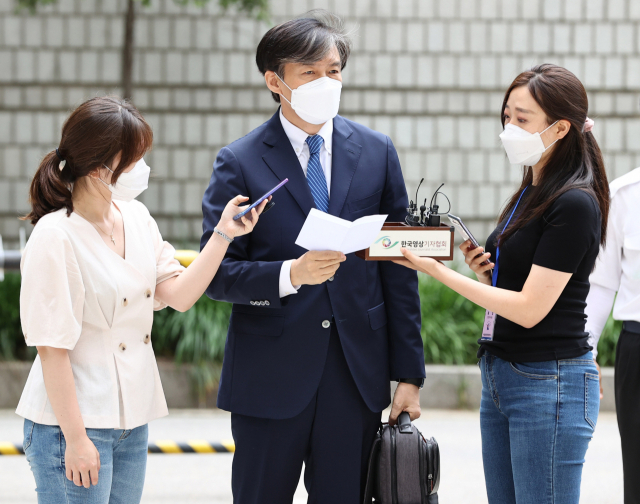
[328,116,362,218]
[261,111,315,217]
[261,112,363,219]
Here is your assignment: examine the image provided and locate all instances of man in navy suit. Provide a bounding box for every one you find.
[201,11,425,504]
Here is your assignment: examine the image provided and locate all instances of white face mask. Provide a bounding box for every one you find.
[100,158,150,202]
[499,121,559,166]
[276,74,342,125]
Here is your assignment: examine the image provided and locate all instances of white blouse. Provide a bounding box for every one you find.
[16,200,184,429]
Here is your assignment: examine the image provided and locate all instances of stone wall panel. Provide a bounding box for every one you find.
[0,0,638,247]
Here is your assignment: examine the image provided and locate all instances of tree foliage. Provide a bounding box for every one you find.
[16,0,269,19]
[15,0,270,99]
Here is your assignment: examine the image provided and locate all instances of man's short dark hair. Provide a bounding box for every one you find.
[256,10,352,103]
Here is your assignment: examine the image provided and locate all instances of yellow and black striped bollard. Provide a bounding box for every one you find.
[0,442,23,455]
[147,440,235,454]
[0,441,235,455]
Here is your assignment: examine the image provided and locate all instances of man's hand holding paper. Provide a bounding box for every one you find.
[295,208,388,254]
[290,250,346,286]
[290,209,388,286]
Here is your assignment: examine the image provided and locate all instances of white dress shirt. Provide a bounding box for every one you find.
[585,167,640,357]
[17,200,184,429]
[278,110,334,298]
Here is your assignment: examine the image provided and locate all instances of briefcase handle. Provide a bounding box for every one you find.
[398,411,413,434]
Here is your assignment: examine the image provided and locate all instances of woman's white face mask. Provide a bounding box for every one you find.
[100,158,150,202]
[499,121,559,166]
[276,74,342,125]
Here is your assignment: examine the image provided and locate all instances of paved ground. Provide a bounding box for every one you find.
[0,408,623,504]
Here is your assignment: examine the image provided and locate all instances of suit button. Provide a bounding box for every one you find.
[145,289,152,298]
[328,276,334,282]
[260,301,265,306]
[250,301,255,305]
[144,334,150,344]
[265,300,270,306]
[322,320,331,329]
[119,343,127,352]
[122,298,128,307]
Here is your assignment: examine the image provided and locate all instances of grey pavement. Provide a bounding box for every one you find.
[0,408,623,504]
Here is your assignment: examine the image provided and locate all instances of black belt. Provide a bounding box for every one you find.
[623,321,640,334]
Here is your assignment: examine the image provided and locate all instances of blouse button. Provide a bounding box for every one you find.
[119,343,127,352]
[122,298,128,307]
[145,289,152,299]
[144,334,150,344]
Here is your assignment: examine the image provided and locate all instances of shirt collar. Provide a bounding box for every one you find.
[279,109,333,156]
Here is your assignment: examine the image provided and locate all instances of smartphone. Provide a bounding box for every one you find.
[447,214,490,266]
[447,214,480,247]
[233,178,289,221]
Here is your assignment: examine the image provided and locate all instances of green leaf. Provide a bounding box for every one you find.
[14,0,56,13]
[594,315,622,367]
[151,296,232,401]
[418,272,485,365]
[0,273,35,361]
[0,269,622,399]
[218,0,269,21]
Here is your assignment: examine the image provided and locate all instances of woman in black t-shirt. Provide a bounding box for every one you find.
[394,64,609,503]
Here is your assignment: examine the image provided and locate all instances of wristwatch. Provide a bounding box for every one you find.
[398,378,425,389]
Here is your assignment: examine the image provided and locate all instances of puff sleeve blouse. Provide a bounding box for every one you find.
[16,200,184,429]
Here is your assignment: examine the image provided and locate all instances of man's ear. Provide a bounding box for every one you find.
[556,119,571,139]
[265,71,281,97]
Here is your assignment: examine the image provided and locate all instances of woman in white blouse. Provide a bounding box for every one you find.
[17,96,266,504]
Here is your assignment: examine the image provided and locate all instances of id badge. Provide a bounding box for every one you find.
[482,310,496,340]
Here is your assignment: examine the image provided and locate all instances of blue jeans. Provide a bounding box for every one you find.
[479,353,599,504]
[23,420,148,504]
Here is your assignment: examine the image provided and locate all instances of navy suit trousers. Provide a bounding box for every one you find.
[231,323,381,504]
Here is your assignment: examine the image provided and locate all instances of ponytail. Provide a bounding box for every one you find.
[584,130,610,247]
[24,151,73,225]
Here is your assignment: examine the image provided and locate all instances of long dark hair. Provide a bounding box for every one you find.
[24,96,153,225]
[498,64,609,247]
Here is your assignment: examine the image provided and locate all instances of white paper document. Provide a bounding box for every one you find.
[295,209,388,254]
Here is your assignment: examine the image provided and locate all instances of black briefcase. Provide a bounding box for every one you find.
[363,412,440,504]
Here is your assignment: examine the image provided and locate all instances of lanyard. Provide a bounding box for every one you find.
[491,186,529,288]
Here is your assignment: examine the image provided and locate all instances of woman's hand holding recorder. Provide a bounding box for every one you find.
[459,240,494,286]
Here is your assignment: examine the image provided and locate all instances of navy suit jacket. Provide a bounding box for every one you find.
[201,111,424,419]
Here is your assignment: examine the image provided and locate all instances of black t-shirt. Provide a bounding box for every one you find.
[479,188,601,362]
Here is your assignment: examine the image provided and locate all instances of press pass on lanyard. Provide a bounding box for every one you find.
[481,186,529,341]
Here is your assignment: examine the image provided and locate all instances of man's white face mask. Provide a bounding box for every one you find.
[276,74,342,125]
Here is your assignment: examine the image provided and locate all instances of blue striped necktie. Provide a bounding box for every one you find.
[305,135,329,213]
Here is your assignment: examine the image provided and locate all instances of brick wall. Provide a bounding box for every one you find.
[1,0,639,247]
